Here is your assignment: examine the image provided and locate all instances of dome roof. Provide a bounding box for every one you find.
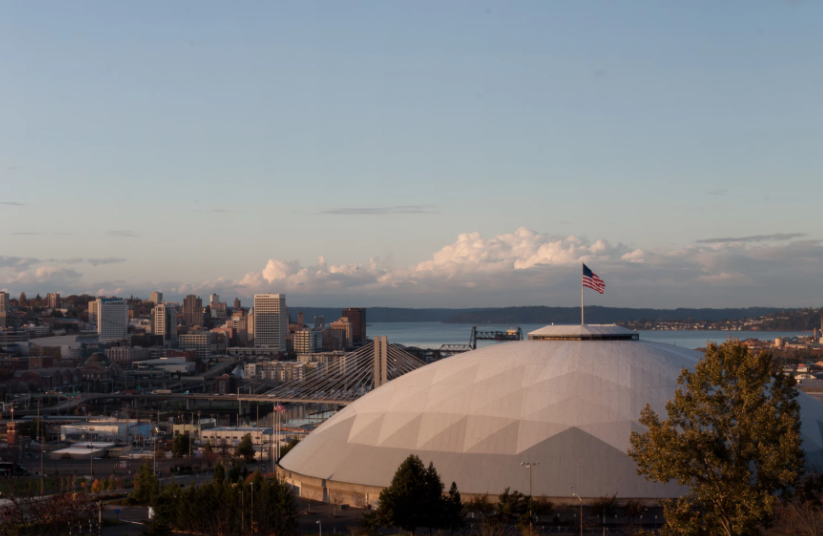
[281,337,823,499]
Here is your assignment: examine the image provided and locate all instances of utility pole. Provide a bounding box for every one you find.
[38,400,44,495]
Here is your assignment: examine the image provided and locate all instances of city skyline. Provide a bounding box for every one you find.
[1,1,821,307]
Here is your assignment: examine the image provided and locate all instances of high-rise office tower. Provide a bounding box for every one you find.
[182,295,204,327]
[314,315,325,329]
[297,312,304,329]
[46,293,61,309]
[0,291,9,328]
[97,298,128,341]
[234,298,241,310]
[152,304,178,347]
[210,294,220,306]
[329,318,353,348]
[88,300,98,326]
[150,291,163,305]
[342,308,367,344]
[253,294,287,352]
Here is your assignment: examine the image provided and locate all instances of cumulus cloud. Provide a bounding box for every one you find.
[0,265,82,287]
[3,227,823,307]
[696,233,805,244]
[0,256,40,269]
[322,205,438,215]
[168,227,822,306]
[95,287,125,297]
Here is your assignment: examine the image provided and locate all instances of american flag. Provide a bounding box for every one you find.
[582,264,605,294]
[274,404,287,413]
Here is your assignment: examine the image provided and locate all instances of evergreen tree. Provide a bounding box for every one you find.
[235,433,255,462]
[131,460,159,504]
[370,455,459,535]
[18,292,26,306]
[443,482,466,534]
[213,462,225,482]
[172,433,190,458]
[279,438,301,458]
[629,341,804,536]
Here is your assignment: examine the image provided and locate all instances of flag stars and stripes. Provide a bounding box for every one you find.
[582,264,605,294]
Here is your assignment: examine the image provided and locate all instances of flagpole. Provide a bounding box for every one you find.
[581,263,585,325]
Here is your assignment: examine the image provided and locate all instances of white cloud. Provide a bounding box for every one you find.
[1,228,820,307]
[0,265,82,287]
[96,287,125,297]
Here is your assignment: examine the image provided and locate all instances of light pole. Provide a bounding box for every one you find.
[316,520,322,536]
[573,493,583,536]
[88,432,94,477]
[520,461,539,497]
[520,461,540,529]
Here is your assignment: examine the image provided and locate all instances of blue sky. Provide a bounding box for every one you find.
[1,0,821,307]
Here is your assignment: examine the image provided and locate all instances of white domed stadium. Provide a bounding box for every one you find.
[278,325,823,505]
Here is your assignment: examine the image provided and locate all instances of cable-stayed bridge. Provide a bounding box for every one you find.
[248,337,426,405]
[11,339,429,416]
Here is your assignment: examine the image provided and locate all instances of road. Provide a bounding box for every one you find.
[97,497,367,536]
[19,457,275,479]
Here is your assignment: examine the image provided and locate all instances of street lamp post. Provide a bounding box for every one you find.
[88,432,94,477]
[316,520,322,536]
[573,493,583,536]
[520,461,539,529]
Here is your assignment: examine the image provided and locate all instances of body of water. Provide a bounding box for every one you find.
[367,321,811,350]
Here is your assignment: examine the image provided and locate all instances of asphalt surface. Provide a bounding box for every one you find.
[19,456,276,480]
[93,497,367,536]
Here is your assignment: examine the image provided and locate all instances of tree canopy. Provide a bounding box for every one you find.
[172,433,190,458]
[235,433,255,462]
[366,455,465,535]
[629,341,805,536]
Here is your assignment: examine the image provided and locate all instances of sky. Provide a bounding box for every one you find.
[1,0,822,308]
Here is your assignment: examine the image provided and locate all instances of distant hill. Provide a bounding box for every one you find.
[290,307,487,323]
[440,306,788,324]
[290,305,788,324]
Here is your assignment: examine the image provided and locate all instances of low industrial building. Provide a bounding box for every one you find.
[60,419,150,442]
[50,442,115,460]
[199,426,274,460]
[132,357,195,374]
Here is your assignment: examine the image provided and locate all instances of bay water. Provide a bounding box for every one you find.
[367,321,810,350]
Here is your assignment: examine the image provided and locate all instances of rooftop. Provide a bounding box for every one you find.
[527,324,639,341]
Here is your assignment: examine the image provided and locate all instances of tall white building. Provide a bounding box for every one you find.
[253,294,287,352]
[150,291,163,305]
[152,303,178,347]
[96,298,128,341]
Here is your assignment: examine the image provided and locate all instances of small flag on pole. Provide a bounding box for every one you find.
[582,264,605,294]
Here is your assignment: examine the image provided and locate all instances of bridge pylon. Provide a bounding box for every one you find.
[374,336,389,388]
